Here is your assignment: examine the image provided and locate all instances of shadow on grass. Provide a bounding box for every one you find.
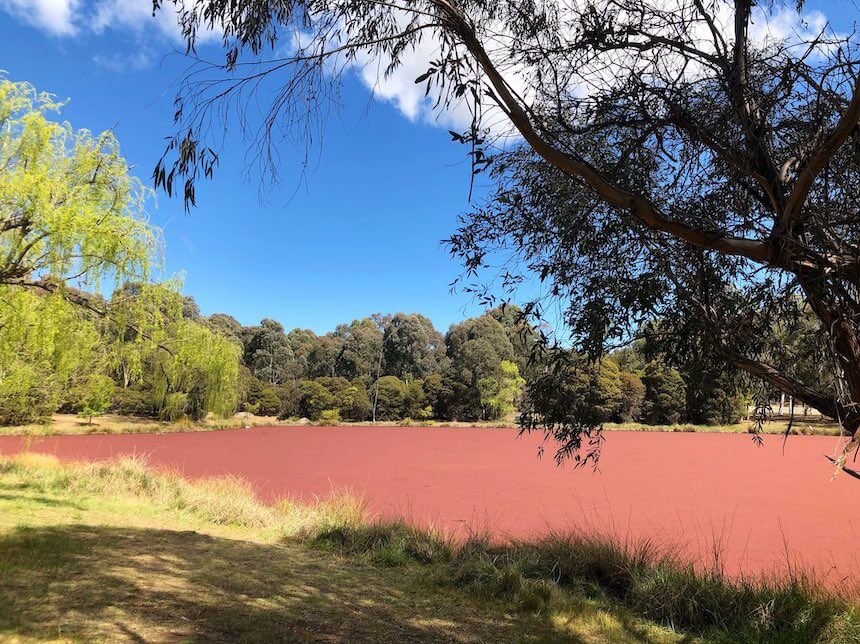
[0,478,89,512]
[0,522,668,643]
[0,491,86,510]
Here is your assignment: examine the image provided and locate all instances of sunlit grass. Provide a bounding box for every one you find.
[1,412,845,438]
[0,412,280,437]
[604,419,844,436]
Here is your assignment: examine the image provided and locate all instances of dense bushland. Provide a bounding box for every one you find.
[1,287,752,426]
[190,304,750,425]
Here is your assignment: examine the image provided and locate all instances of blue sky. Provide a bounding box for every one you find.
[0,4,499,334]
[0,0,855,335]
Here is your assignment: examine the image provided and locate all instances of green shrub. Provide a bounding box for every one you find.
[414,405,434,421]
[254,385,283,416]
[403,379,427,417]
[372,376,407,420]
[238,368,284,416]
[318,409,341,425]
[334,381,372,421]
[111,387,156,416]
[274,381,300,419]
[296,380,334,420]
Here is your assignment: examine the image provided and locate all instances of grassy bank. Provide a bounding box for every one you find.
[603,418,843,436]
[0,413,282,437]
[1,455,856,642]
[312,521,858,643]
[0,413,518,437]
[0,413,845,438]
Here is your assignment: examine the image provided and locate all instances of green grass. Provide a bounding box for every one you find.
[0,453,689,643]
[1,412,845,438]
[312,524,859,643]
[603,418,844,436]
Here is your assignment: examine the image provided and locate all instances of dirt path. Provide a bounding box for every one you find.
[2,426,857,584]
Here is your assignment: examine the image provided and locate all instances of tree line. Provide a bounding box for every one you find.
[152,305,537,423]
[0,275,750,427]
[219,308,750,425]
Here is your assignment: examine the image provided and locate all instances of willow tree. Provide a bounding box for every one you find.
[0,288,102,423]
[0,77,162,422]
[107,282,241,420]
[152,1,859,467]
[0,78,158,305]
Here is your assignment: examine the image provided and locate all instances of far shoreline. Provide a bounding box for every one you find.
[0,412,845,439]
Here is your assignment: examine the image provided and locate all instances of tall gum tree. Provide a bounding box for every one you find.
[151,0,859,470]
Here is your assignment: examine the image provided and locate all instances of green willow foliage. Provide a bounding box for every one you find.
[0,287,101,423]
[0,78,159,289]
[108,283,241,421]
[0,78,239,424]
[0,281,242,424]
[152,319,241,420]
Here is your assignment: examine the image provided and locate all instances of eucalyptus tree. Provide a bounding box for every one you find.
[486,305,541,376]
[444,315,515,418]
[382,313,446,381]
[152,1,859,467]
[205,313,243,340]
[286,328,318,378]
[307,333,342,378]
[446,315,515,379]
[335,317,385,383]
[244,318,296,384]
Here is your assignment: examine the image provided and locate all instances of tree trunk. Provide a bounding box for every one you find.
[801,280,860,433]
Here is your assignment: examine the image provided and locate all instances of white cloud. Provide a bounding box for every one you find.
[354,39,475,131]
[0,0,77,35]
[93,48,152,72]
[0,0,839,132]
[345,1,838,134]
[87,0,221,44]
[0,0,222,56]
[89,0,170,36]
[751,7,829,43]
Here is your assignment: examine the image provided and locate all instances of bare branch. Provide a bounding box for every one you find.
[778,76,860,235]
